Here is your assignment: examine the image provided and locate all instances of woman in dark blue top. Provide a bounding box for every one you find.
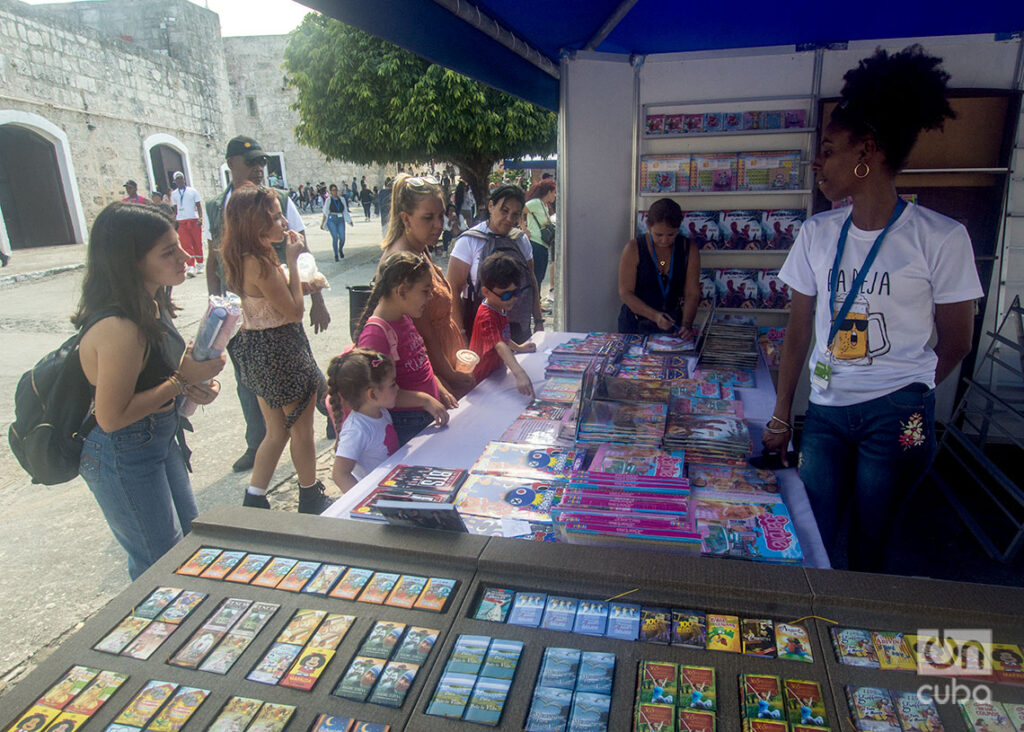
[618,197,701,335]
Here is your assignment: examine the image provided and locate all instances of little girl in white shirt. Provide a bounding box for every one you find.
[326,348,401,492]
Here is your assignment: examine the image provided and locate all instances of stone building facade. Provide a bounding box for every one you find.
[0,0,385,252]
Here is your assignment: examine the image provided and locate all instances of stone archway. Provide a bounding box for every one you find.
[0,111,86,250]
[143,133,193,195]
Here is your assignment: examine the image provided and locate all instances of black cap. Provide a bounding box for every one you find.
[123,179,137,188]
[225,136,266,163]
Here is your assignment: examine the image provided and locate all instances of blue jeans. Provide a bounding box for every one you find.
[390,409,435,447]
[326,214,346,258]
[80,406,196,580]
[798,382,936,572]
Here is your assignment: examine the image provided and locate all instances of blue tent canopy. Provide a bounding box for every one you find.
[301,0,1023,110]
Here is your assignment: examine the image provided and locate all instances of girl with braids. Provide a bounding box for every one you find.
[326,349,400,492]
[222,186,332,515]
[379,173,475,399]
[763,45,983,571]
[356,252,452,446]
[76,203,225,579]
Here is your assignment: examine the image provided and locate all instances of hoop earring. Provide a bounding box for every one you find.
[853,162,870,179]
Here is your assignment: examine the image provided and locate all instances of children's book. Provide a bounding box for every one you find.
[892,690,943,732]
[639,607,672,644]
[537,647,582,690]
[1002,701,1024,729]
[785,109,807,127]
[251,557,298,588]
[871,631,916,671]
[276,609,326,646]
[715,268,759,308]
[684,114,705,133]
[742,618,777,657]
[761,209,804,250]
[694,497,803,564]
[279,647,336,691]
[412,577,457,612]
[775,621,814,662]
[741,674,784,722]
[960,700,1016,731]
[783,679,828,729]
[645,114,665,135]
[328,567,374,600]
[308,714,353,732]
[757,270,791,310]
[991,643,1024,685]
[470,442,585,481]
[246,642,302,685]
[706,614,741,652]
[690,153,737,192]
[177,547,222,576]
[474,587,515,622]
[719,210,763,250]
[357,572,401,604]
[247,702,295,731]
[831,627,881,668]
[207,697,265,732]
[737,150,801,190]
[454,474,557,523]
[845,686,900,732]
[672,610,707,649]
[679,665,716,711]
[640,154,691,193]
[703,112,724,133]
[383,575,429,609]
[683,211,723,250]
[377,464,468,493]
[638,661,677,705]
[224,553,271,583]
[665,114,685,135]
[276,561,320,592]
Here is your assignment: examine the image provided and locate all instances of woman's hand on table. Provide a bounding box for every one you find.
[438,384,459,410]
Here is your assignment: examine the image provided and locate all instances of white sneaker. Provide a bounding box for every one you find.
[186,265,197,278]
[196,262,205,274]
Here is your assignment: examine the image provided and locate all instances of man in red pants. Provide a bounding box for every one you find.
[170,170,205,277]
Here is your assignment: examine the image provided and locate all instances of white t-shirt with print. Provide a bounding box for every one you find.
[334,410,399,480]
[450,223,533,296]
[779,203,983,407]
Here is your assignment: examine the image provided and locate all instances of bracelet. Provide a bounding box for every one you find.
[763,425,792,435]
[167,371,188,395]
[767,415,792,430]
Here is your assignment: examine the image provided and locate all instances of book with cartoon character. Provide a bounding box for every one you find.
[454,474,557,523]
[469,442,585,481]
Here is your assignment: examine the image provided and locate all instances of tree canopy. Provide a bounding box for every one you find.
[283,15,557,201]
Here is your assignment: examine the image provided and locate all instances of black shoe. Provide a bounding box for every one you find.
[339,252,345,259]
[242,491,270,509]
[334,255,339,262]
[231,448,257,472]
[298,480,332,515]
[0,251,8,267]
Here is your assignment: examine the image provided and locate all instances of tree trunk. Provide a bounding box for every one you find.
[452,156,496,220]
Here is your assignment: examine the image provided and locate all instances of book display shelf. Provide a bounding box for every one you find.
[637,94,820,327]
[4,506,1022,731]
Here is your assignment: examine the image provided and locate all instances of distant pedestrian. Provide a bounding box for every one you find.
[321,183,353,261]
[379,177,393,235]
[169,171,204,277]
[121,179,149,205]
[360,183,373,221]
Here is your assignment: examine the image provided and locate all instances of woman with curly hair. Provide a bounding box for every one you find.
[764,45,983,571]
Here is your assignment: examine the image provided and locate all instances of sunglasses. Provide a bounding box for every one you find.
[493,287,522,301]
[248,156,268,167]
[406,175,439,188]
[838,319,867,332]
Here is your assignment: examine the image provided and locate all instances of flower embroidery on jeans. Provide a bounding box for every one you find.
[899,412,926,449]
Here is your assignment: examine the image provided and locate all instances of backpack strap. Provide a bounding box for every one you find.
[364,316,400,362]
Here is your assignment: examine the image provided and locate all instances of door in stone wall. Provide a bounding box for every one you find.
[0,125,75,249]
[150,144,186,193]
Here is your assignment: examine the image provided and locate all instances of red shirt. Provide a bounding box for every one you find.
[357,314,440,408]
[470,302,510,382]
[122,195,150,204]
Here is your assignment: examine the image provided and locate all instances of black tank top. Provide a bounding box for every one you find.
[633,233,690,322]
[135,303,186,393]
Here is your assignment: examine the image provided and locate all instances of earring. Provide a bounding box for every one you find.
[854,162,870,179]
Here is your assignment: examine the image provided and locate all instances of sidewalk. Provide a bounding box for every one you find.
[0,243,88,286]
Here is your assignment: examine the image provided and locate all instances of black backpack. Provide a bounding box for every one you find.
[460,226,534,332]
[9,308,119,485]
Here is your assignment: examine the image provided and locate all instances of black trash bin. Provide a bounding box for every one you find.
[347,285,373,340]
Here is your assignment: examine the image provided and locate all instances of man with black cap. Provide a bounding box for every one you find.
[206,135,332,481]
[121,179,149,204]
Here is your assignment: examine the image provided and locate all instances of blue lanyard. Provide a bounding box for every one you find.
[828,198,907,347]
[177,187,186,206]
[647,235,675,302]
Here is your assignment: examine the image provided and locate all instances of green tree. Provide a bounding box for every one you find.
[283,15,556,205]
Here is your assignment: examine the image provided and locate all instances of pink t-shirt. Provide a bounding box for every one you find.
[357,314,440,408]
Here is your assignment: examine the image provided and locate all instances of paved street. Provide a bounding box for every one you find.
[0,214,394,696]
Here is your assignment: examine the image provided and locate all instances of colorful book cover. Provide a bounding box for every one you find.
[640,154,691,193]
[784,679,828,729]
[122,621,177,661]
[567,691,611,731]
[537,647,582,691]
[247,702,295,731]
[737,150,801,190]
[446,634,490,676]
[640,607,673,644]
[703,112,723,132]
[892,690,942,732]
[307,613,355,651]
[426,671,476,718]
[741,674,784,722]
[224,553,271,583]
[690,152,737,192]
[156,590,206,624]
[333,656,386,702]
[742,618,777,657]
[992,643,1024,685]
[367,660,419,707]
[589,444,686,478]
[665,114,685,135]
[176,547,221,576]
[480,638,524,680]
[763,111,782,129]
[383,574,428,609]
[719,210,763,250]
[302,563,346,595]
[846,686,900,732]
[706,614,741,652]
[35,666,100,710]
[308,714,354,732]
[392,626,439,666]
[743,110,763,130]
[871,631,916,671]
[471,441,586,480]
[761,209,804,250]
[635,703,675,732]
[638,661,677,705]
[377,463,467,493]
[541,596,579,633]
[831,627,881,668]
[525,685,573,731]
[575,651,615,695]
[474,587,515,622]
[572,600,609,637]
[464,676,512,725]
[723,111,743,130]
[94,616,150,655]
[785,109,807,128]
[413,577,457,612]
[134,587,181,620]
[145,684,208,731]
[205,697,264,732]
[715,268,759,308]
[246,642,302,685]
[672,610,707,648]
[605,602,642,640]
[358,620,406,660]
[646,114,665,134]
[250,557,298,588]
[454,474,557,523]
[960,700,1016,731]
[276,560,320,592]
[684,113,705,133]
[1002,702,1024,728]
[775,621,814,662]
[63,670,129,715]
[678,708,717,731]
[757,270,791,310]
[683,210,723,251]
[679,665,716,711]
[276,609,326,646]
[694,498,802,563]
[112,680,178,727]
[328,567,374,600]
[357,572,401,604]
[7,707,60,732]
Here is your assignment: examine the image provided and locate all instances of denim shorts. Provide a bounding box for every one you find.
[80,406,195,580]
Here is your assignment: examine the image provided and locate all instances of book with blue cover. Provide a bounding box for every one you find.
[507,591,547,628]
[541,596,579,633]
[605,602,641,641]
[537,647,581,690]
[572,600,609,637]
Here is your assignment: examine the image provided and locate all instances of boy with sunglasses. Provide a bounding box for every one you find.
[469,253,537,398]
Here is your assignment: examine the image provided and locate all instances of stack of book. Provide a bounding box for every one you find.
[349,465,467,522]
[576,399,668,448]
[588,443,686,478]
[691,494,802,564]
[698,318,760,373]
[535,376,584,404]
[662,413,752,464]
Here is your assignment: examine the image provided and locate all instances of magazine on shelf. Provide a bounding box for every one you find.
[757,270,791,310]
[714,268,760,309]
[761,209,804,250]
[689,153,738,192]
[737,150,802,191]
[718,210,764,251]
